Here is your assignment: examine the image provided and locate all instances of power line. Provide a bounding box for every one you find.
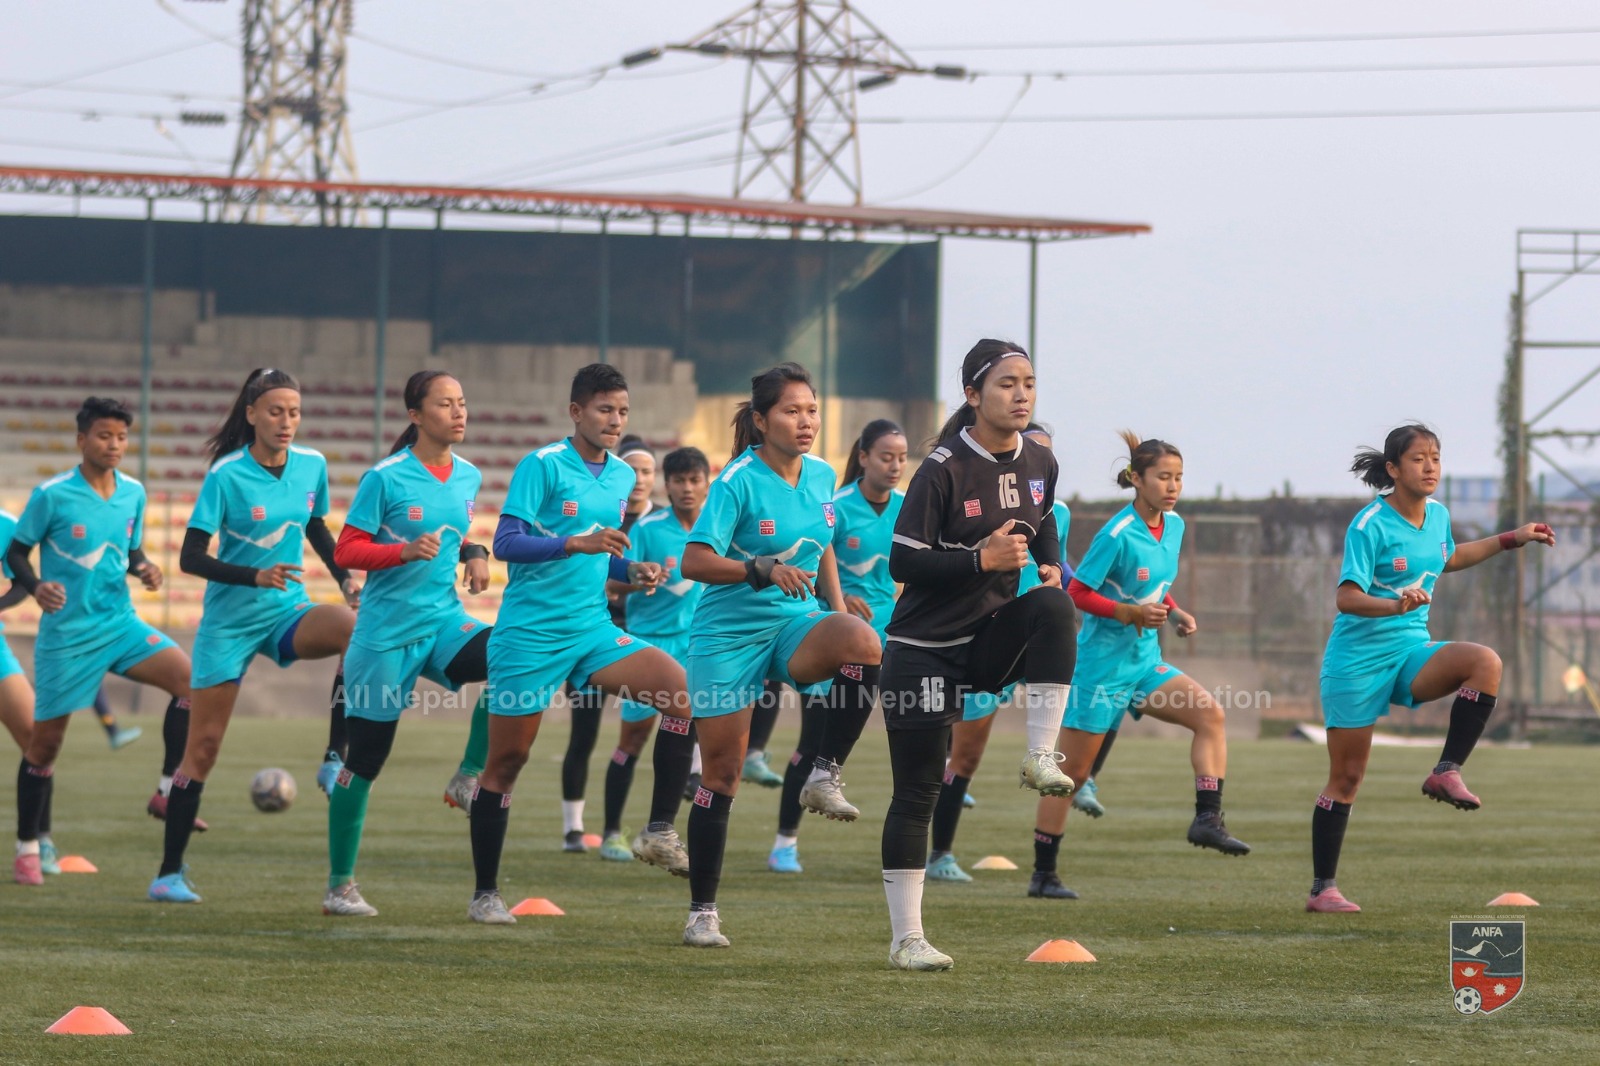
[0,99,231,124]
[153,0,237,47]
[351,30,618,81]
[466,116,769,185]
[0,38,219,104]
[858,103,1600,125]
[354,73,612,134]
[909,26,1600,51]
[0,77,236,104]
[0,134,228,164]
[880,76,1032,203]
[968,56,1600,80]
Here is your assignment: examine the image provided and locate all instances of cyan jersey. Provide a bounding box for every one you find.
[15,467,146,653]
[498,438,633,644]
[1019,500,1073,593]
[190,445,329,637]
[0,509,17,632]
[1072,504,1185,691]
[831,482,902,622]
[346,448,482,652]
[624,508,702,639]
[688,447,837,650]
[1322,496,1456,680]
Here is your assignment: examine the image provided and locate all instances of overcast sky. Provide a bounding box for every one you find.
[5,1,1600,498]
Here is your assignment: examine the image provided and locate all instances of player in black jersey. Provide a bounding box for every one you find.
[876,339,1079,971]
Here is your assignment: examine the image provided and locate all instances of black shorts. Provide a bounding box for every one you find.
[880,639,1025,732]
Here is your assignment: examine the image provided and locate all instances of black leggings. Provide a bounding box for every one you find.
[965,586,1077,691]
[561,685,606,802]
[881,725,949,869]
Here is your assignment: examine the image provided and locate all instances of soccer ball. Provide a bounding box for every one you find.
[1453,986,1482,1015]
[250,768,297,813]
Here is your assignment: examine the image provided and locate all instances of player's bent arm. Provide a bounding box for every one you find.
[492,513,567,563]
[306,516,352,586]
[1335,580,1409,617]
[179,527,259,587]
[887,539,980,584]
[816,545,847,614]
[3,539,39,595]
[680,542,749,586]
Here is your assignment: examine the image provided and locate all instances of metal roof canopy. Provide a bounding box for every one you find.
[0,165,1150,242]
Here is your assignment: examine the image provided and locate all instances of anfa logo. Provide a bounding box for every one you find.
[408,506,424,522]
[822,503,836,528]
[1450,920,1525,1015]
[693,786,715,808]
[759,519,776,536]
[305,491,317,512]
[1394,557,1409,573]
[1137,567,1150,582]
[1029,479,1046,506]
[846,536,860,550]
[250,506,266,522]
[562,500,579,517]
[1441,541,1450,560]
[964,499,983,518]
[71,524,86,539]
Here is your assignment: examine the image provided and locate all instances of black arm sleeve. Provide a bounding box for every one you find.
[4,540,39,595]
[1030,506,1061,570]
[305,517,350,585]
[180,527,260,587]
[0,581,28,612]
[127,547,149,574]
[889,540,982,584]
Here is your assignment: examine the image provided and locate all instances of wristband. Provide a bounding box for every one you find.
[1498,531,1519,551]
[460,543,489,563]
[972,549,982,574]
[745,556,778,591]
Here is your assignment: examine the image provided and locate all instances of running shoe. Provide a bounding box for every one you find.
[322,881,378,917]
[468,891,517,925]
[890,936,953,971]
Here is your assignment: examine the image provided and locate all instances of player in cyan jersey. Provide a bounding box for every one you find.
[925,423,1076,885]
[877,340,1076,970]
[149,369,359,904]
[6,397,192,887]
[466,364,695,925]
[598,445,711,863]
[1307,424,1552,913]
[765,418,907,876]
[322,370,493,918]
[1031,431,1249,904]
[677,363,883,948]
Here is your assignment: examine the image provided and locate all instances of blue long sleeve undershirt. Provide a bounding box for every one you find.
[493,514,631,581]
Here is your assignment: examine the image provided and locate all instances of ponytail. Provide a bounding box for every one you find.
[731,362,814,464]
[206,367,301,464]
[1351,423,1439,491]
[390,369,455,455]
[841,418,905,488]
[932,338,1030,446]
[1115,429,1182,489]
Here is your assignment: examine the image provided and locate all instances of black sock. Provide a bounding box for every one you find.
[1310,794,1351,894]
[1195,775,1223,815]
[686,787,734,907]
[815,663,881,766]
[603,748,639,835]
[778,702,826,835]
[95,689,117,738]
[1438,689,1496,769]
[469,787,511,894]
[881,726,946,870]
[748,679,781,752]
[561,688,603,802]
[1090,728,1117,777]
[929,770,970,855]
[161,696,190,778]
[326,670,348,762]
[16,759,51,842]
[1033,829,1063,874]
[648,716,694,827]
[159,774,204,877]
[38,774,53,836]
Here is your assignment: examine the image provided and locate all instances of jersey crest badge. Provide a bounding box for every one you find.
[1029,479,1046,506]
[408,506,424,522]
[467,500,476,521]
[1394,557,1409,573]
[759,519,776,536]
[250,506,266,522]
[126,517,136,538]
[620,500,628,526]
[1441,541,1449,560]
[562,500,579,517]
[822,503,836,528]
[964,499,982,518]
[306,491,317,513]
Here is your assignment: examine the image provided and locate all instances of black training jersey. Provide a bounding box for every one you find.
[886,427,1061,645]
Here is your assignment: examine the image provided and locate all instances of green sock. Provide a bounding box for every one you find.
[460,691,490,777]
[327,771,373,890]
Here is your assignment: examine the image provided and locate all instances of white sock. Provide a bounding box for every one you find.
[1026,683,1069,752]
[16,839,39,857]
[561,799,585,834]
[747,748,764,761]
[773,833,798,851]
[805,763,832,784]
[158,775,174,797]
[883,868,926,945]
[689,743,703,775]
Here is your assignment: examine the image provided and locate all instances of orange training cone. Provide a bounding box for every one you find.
[581,833,603,849]
[56,856,98,873]
[510,897,565,916]
[46,1007,132,1035]
[1488,892,1539,907]
[972,855,1018,871]
[1026,939,1097,963]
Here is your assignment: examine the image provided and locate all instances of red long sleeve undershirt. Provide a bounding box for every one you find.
[334,525,405,572]
[1067,578,1180,619]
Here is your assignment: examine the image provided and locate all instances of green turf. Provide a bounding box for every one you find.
[5,717,1596,1064]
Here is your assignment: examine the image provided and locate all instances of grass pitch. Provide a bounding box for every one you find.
[4,715,1597,1064]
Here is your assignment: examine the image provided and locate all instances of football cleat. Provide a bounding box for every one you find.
[683,910,730,948]
[468,891,517,925]
[562,829,588,853]
[767,844,803,874]
[799,761,859,821]
[1027,871,1079,900]
[889,936,953,971]
[599,831,633,862]
[1306,886,1362,913]
[147,790,208,832]
[316,754,344,797]
[107,725,143,751]
[1019,749,1074,797]
[442,770,477,814]
[322,881,378,917]
[13,852,43,887]
[148,869,202,904]
[38,839,61,876]
[1421,769,1481,811]
[1072,776,1106,818]
[1187,811,1251,855]
[632,826,689,876]
[740,750,784,788]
